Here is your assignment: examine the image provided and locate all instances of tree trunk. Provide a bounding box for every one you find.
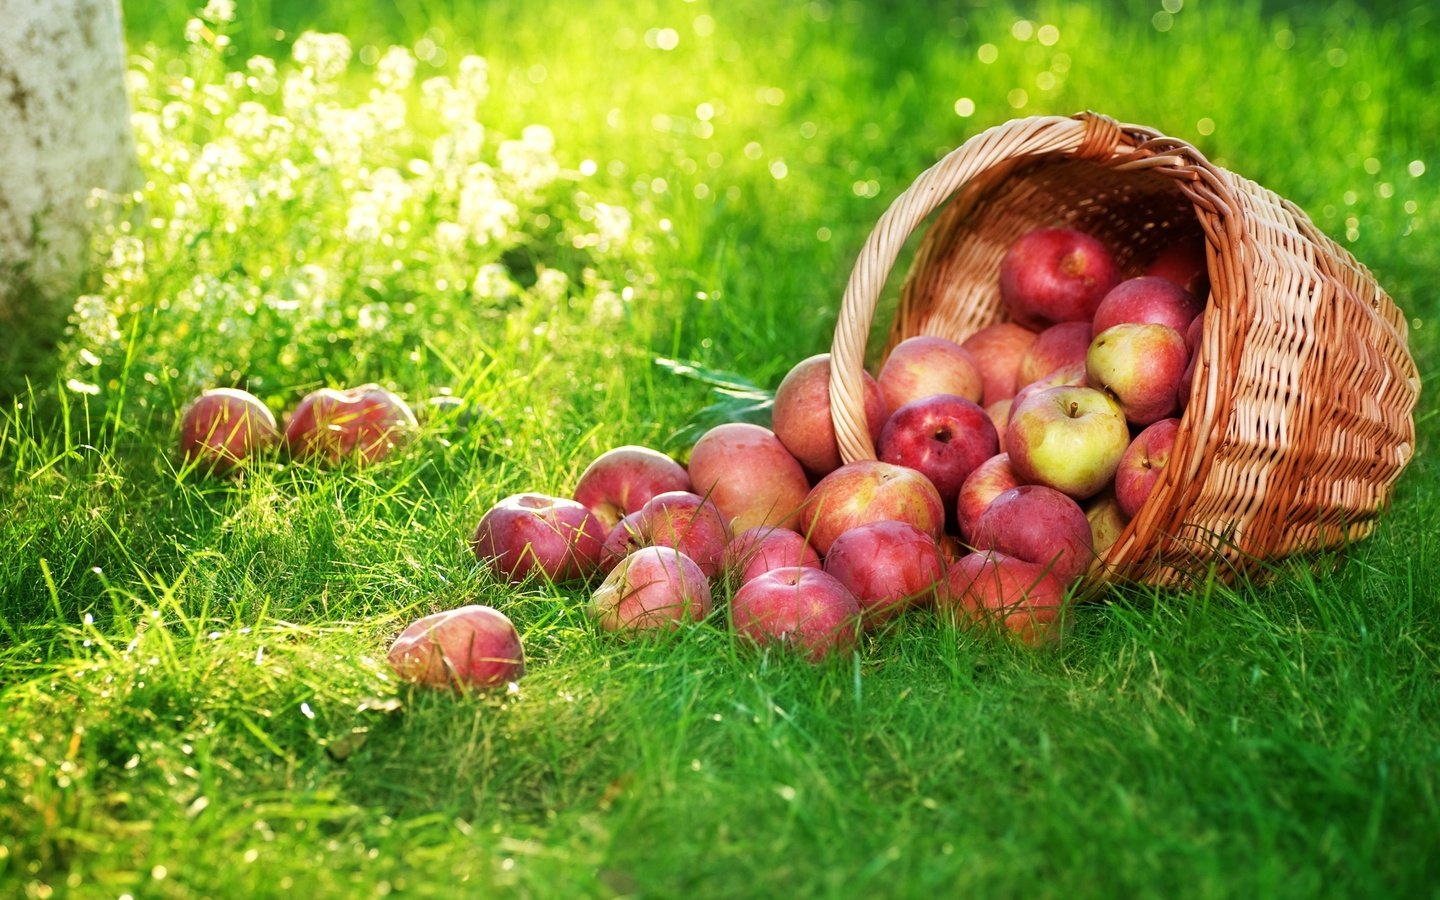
[0,0,139,299]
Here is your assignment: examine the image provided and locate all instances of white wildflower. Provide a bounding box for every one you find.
[592,202,632,247]
[499,127,559,194]
[532,267,570,303]
[376,46,417,90]
[472,263,518,300]
[292,31,352,83]
[456,55,490,101]
[457,164,517,245]
[71,294,122,348]
[201,0,236,24]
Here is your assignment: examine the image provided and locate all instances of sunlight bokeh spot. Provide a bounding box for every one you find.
[1011,20,1034,41]
[1197,117,1215,136]
[1007,88,1028,109]
[1409,160,1426,177]
[978,43,998,64]
[1037,24,1060,45]
[953,97,975,117]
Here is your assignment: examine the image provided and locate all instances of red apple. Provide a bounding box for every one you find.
[877,335,983,413]
[970,484,1094,586]
[771,353,887,479]
[999,227,1122,329]
[687,423,810,533]
[599,490,730,578]
[823,520,947,626]
[473,493,608,583]
[1092,275,1204,338]
[955,452,1023,544]
[1006,385,1130,499]
[723,526,821,585]
[800,460,945,555]
[1177,312,1205,411]
[573,445,692,531]
[1115,417,1182,518]
[387,604,525,689]
[1009,361,1089,415]
[1085,322,1190,426]
[1017,320,1094,387]
[284,384,418,465]
[944,551,1067,647]
[877,393,999,517]
[179,387,279,475]
[962,322,1040,405]
[731,567,861,662]
[590,546,712,632]
[1145,236,1209,299]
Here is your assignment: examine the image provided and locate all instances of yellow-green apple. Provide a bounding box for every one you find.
[877,393,999,517]
[955,452,1023,544]
[731,566,861,662]
[944,551,1067,647]
[472,493,608,583]
[1085,322,1190,425]
[1115,417,1182,518]
[590,546,712,632]
[179,387,279,476]
[1145,236,1210,299]
[970,484,1094,586]
[284,384,418,465]
[962,322,1040,405]
[877,335,983,413]
[1009,361,1089,414]
[687,423,810,533]
[599,490,730,578]
[1091,275,1205,337]
[772,353,887,479]
[387,604,525,689]
[999,227,1122,329]
[573,445,692,531]
[723,526,821,586]
[1017,320,1094,386]
[1006,385,1129,499]
[800,460,945,555]
[822,520,947,627]
[1084,490,1129,562]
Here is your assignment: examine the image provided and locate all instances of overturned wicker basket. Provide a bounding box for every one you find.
[830,112,1420,590]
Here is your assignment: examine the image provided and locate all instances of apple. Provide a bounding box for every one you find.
[877,393,998,517]
[1085,322,1189,425]
[986,399,1013,449]
[969,484,1094,586]
[387,604,525,689]
[771,353,887,479]
[1145,236,1209,299]
[284,383,418,465]
[955,452,1023,544]
[573,445,692,531]
[999,227,1122,329]
[1177,312,1205,411]
[961,322,1040,406]
[1005,385,1129,499]
[590,546,713,632]
[1115,417,1182,519]
[1009,361,1089,414]
[723,526,821,585]
[599,490,730,578]
[877,335,983,413]
[731,567,861,662]
[1084,491,1129,562]
[800,459,945,555]
[1017,320,1094,387]
[687,423,810,533]
[178,387,279,475]
[944,551,1067,647]
[823,520,948,626]
[1091,275,1205,337]
[472,493,608,584]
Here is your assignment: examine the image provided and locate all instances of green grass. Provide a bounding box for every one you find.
[3,0,1438,896]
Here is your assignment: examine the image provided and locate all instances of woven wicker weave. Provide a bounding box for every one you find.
[829,112,1419,589]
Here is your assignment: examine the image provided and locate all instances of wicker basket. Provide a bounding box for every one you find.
[829,112,1420,590]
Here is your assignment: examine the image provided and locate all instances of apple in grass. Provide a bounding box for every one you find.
[955,452,1023,544]
[1091,276,1205,337]
[877,335,983,413]
[1115,417,1182,519]
[970,484,1095,586]
[387,604,525,689]
[877,393,999,517]
[772,353,887,479]
[961,322,1039,406]
[590,546,712,632]
[573,445,692,531]
[687,423,810,533]
[1017,320,1094,387]
[179,387,280,475]
[284,384,418,465]
[1146,236,1210,299]
[731,567,861,662]
[1086,322,1190,426]
[1006,385,1129,500]
[944,551,1068,647]
[823,520,948,627]
[599,491,730,578]
[472,493,608,584]
[999,227,1122,329]
[723,526,821,585]
[799,460,945,555]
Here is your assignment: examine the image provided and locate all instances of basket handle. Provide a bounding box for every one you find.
[828,112,1135,463]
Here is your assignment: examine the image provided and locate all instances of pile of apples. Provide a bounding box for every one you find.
[394,225,1211,688]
